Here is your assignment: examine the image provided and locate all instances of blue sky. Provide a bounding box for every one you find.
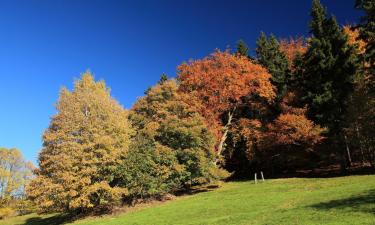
[0,0,361,164]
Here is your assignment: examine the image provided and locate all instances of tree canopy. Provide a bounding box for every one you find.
[27,72,133,212]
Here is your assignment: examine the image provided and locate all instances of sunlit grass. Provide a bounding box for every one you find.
[2,175,374,225]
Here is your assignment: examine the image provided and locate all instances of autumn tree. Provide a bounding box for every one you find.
[0,148,34,219]
[279,37,307,69]
[178,51,275,163]
[226,92,325,176]
[126,79,227,198]
[352,1,375,166]
[0,148,33,205]
[343,26,366,55]
[256,32,290,100]
[343,25,374,166]
[27,72,132,213]
[263,93,325,150]
[345,77,375,167]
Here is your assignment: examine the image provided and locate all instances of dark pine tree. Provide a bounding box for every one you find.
[145,73,168,95]
[236,39,249,57]
[300,0,360,168]
[158,73,168,84]
[302,0,359,133]
[356,0,375,92]
[289,51,305,98]
[256,32,290,101]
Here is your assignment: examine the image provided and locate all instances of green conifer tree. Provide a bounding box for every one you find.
[158,73,168,85]
[256,32,290,100]
[301,0,359,135]
[356,0,375,91]
[236,39,249,57]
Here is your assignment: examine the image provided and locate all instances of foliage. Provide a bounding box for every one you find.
[300,0,359,135]
[279,37,307,70]
[343,24,374,167]
[236,39,249,58]
[178,51,275,160]
[343,26,366,55]
[256,32,290,100]
[264,93,325,149]
[158,73,168,85]
[228,92,324,174]
[345,76,375,167]
[27,72,132,213]
[128,79,227,198]
[2,0,373,216]
[356,0,375,90]
[0,148,34,206]
[117,134,183,200]
[0,207,15,220]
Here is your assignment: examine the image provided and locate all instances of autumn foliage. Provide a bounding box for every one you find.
[126,79,228,198]
[178,51,275,120]
[27,73,132,212]
[343,26,366,55]
[279,37,307,67]
[265,93,325,148]
[178,51,275,158]
[8,0,371,216]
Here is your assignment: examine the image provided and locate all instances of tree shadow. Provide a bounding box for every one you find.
[174,184,219,197]
[308,189,375,215]
[19,213,76,225]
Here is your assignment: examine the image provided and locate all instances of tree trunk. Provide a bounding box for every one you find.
[216,109,235,164]
[355,123,366,166]
[344,134,352,167]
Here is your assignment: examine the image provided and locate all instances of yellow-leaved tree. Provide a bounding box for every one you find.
[0,147,34,218]
[27,72,132,213]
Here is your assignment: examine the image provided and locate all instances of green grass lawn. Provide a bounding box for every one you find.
[2,175,374,225]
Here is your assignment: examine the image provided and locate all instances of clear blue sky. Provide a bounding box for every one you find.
[0,0,361,165]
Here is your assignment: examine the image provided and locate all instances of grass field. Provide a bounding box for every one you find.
[1,175,374,225]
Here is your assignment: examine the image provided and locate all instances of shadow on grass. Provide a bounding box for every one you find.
[309,189,375,215]
[174,184,219,197]
[18,213,75,225]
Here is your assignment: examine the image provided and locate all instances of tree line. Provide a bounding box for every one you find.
[0,0,374,217]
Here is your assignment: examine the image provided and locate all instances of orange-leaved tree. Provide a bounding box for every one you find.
[178,51,275,162]
[263,93,325,150]
[343,25,366,55]
[279,37,307,70]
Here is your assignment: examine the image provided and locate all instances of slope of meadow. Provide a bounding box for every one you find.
[1,175,374,225]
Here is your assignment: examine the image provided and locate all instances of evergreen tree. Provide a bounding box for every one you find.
[158,73,168,85]
[236,39,249,57]
[256,32,290,100]
[28,72,132,212]
[289,51,305,96]
[356,0,375,92]
[301,0,359,135]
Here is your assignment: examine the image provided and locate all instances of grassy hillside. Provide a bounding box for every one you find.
[2,175,374,225]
